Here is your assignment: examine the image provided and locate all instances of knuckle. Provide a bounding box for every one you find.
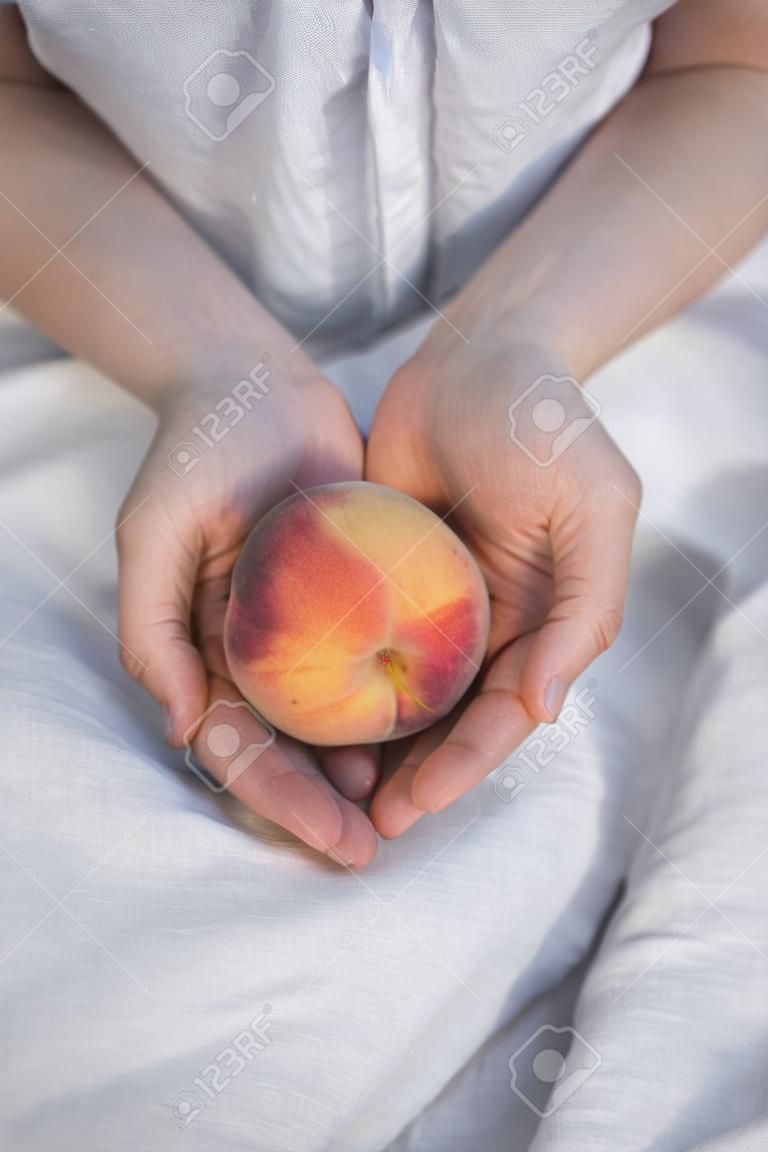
[592,603,624,653]
[615,460,643,512]
[626,463,643,507]
[115,490,150,554]
[118,641,146,684]
[114,507,134,553]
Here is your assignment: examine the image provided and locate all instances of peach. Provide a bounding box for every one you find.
[224,482,490,745]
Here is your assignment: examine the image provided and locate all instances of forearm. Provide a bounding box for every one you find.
[456,63,768,380]
[0,82,302,408]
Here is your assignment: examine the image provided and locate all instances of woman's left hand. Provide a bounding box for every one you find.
[364,318,641,838]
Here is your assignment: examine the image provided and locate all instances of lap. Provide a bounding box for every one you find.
[2,241,768,1150]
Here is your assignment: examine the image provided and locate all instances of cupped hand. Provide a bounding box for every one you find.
[116,346,378,865]
[365,327,640,837]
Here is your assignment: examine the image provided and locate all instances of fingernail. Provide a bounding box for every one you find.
[544,677,565,720]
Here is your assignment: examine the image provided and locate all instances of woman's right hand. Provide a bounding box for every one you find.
[116,344,379,866]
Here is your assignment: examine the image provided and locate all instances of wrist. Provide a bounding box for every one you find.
[140,290,323,420]
[148,338,355,487]
[440,231,599,380]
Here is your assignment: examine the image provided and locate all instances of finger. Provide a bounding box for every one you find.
[190,571,232,679]
[317,744,381,802]
[116,499,207,745]
[519,483,638,722]
[379,733,419,782]
[407,633,539,817]
[370,720,452,838]
[186,676,378,866]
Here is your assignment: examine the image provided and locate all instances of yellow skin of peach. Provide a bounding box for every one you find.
[224,482,490,745]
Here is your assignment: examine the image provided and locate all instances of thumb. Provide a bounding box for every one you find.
[116,497,208,745]
[520,478,639,722]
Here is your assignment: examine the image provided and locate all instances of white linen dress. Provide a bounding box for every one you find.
[2,2,768,1150]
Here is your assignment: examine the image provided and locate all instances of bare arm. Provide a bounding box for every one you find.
[454,0,768,380]
[367,0,768,834]
[0,8,312,404]
[0,9,377,865]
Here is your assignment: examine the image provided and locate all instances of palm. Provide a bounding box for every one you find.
[449,496,555,658]
[191,468,385,808]
[119,372,380,865]
[364,346,638,837]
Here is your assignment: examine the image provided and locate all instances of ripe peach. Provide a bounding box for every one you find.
[224,482,490,745]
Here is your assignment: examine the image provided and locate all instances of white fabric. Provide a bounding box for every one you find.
[2,240,768,1150]
[16,0,672,351]
[4,1,768,1146]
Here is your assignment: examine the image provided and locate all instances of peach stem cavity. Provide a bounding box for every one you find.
[377,649,436,715]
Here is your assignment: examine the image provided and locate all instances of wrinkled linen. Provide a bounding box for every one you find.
[1,238,768,1150]
[3,0,768,1145]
